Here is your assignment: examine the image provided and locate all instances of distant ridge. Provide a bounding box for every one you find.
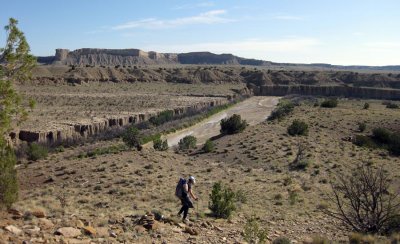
[36,48,400,71]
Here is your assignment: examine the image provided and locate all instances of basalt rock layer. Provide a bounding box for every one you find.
[11,99,231,146]
[254,85,400,100]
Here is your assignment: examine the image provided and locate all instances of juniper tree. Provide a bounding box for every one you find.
[0,18,36,208]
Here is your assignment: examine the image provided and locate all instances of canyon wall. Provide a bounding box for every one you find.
[255,85,400,100]
[53,48,178,66]
[11,99,230,147]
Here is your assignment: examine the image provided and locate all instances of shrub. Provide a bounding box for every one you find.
[243,215,268,244]
[272,237,291,244]
[153,138,168,151]
[386,103,399,109]
[320,98,338,108]
[202,139,215,153]
[27,143,48,161]
[358,122,367,132]
[287,120,308,136]
[178,135,197,150]
[363,103,370,109]
[353,135,375,148]
[354,128,400,156]
[268,101,295,121]
[389,133,400,155]
[324,164,400,234]
[348,233,376,244]
[0,145,18,208]
[235,189,247,204]
[290,143,311,170]
[209,181,236,219]
[149,110,174,126]
[122,125,142,150]
[372,127,392,144]
[220,114,247,135]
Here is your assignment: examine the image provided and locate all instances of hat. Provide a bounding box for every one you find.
[189,176,196,184]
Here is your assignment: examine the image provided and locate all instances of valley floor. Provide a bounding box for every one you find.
[1,98,400,243]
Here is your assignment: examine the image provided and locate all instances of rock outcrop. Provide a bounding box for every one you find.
[52,48,178,66]
[37,48,400,71]
[255,85,400,100]
[12,99,230,146]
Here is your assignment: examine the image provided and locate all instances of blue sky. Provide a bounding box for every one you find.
[1,0,399,65]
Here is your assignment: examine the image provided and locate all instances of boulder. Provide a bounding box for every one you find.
[23,225,41,235]
[5,225,23,236]
[55,227,82,238]
[38,218,54,229]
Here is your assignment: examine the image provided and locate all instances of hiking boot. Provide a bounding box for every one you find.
[182,218,189,224]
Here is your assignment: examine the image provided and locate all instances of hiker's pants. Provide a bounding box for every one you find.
[178,195,193,219]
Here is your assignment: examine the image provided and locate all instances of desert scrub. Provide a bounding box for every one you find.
[267,100,294,121]
[27,143,48,161]
[202,139,215,153]
[320,98,338,108]
[153,138,168,151]
[363,102,370,109]
[290,143,311,170]
[385,102,399,109]
[220,114,247,135]
[209,181,237,219]
[272,237,291,244]
[178,135,197,150]
[287,119,309,136]
[358,122,367,132]
[324,164,400,234]
[243,215,268,244]
[149,110,174,126]
[354,127,400,155]
[122,125,143,150]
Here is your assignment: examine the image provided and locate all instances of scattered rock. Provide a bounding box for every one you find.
[75,220,85,228]
[61,238,91,244]
[29,238,45,243]
[109,232,117,238]
[134,225,147,234]
[138,213,158,230]
[5,225,23,236]
[177,223,186,229]
[55,227,82,238]
[82,226,96,236]
[38,218,54,229]
[23,225,41,235]
[184,226,199,235]
[214,225,223,232]
[8,208,23,218]
[32,210,46,218]
[44,177,55,183]
[95,227,109,238]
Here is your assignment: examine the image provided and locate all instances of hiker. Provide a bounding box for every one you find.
[176,176,198,222]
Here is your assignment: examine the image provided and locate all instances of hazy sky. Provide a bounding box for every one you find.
[1,0,399,65]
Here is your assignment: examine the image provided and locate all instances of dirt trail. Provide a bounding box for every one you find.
[165,96,280,146]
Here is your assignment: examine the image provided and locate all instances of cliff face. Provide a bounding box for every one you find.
[36,48,400,71]
[40,49,267,66]
[11,99,231,147]
[53,48,178,66]
[255,85,400,100]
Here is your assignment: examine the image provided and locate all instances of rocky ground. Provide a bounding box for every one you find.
[1,98,400,243]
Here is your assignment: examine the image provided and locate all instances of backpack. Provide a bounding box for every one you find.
[175,178,187,198]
